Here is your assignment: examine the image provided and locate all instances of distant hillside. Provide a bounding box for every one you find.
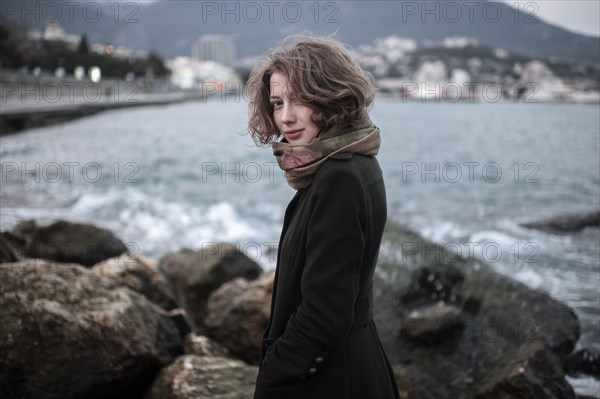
[5,0,599,64]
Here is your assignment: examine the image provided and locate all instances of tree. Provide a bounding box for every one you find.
[144,51,170,77]
[78,33,89,54]
[0,21,27,68]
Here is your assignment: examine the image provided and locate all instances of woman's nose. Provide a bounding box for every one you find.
[281,103,296,123]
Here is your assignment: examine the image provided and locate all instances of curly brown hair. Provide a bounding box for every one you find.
[247,33,376,146]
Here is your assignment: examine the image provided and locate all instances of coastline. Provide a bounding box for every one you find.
[2,86,598,137]
[1,217,597,398]
[0,91,206,136]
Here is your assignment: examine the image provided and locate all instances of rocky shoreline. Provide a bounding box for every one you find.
[1,218,598,399]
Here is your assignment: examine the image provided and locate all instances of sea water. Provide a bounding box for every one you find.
[1,97,598,395]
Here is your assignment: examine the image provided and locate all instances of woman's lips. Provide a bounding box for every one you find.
[285,129,303,140]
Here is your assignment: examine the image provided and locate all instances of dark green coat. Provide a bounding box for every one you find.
[254,153,400,399]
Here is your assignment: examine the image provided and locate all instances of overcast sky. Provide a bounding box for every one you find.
[503,0,600,36]
[122,0,600,38]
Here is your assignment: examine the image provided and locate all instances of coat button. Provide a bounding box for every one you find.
[308,367,317,374]
[315,357,324,363]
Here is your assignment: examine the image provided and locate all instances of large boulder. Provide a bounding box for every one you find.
[0,260,183,399]
[183,333,232,359]
[372,221,581,399]
[12,219,128,266]
[465,341,577,399]
[159,243,263,330]
[400,303,466,344]
[204,270,275,364]
[92,253,179,311]
[0,231,24,262]
[144,355,258,399]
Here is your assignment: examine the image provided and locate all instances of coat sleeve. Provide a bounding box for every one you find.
[260,165,366,383]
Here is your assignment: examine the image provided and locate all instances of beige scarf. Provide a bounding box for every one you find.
[272,116,381,189]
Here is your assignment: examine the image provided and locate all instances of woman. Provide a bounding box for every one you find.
[247,34,400,399]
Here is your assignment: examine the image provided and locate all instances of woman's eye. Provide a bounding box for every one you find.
[271,101,282,109]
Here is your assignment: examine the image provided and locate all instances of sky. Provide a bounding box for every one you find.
[503,0,600,37]
[104,1,600,38]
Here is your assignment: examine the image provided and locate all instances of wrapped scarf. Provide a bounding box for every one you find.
[272,116,381,189]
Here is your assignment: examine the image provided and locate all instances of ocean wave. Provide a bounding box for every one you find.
[5,186,279,266]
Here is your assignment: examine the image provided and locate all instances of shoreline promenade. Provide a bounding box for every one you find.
[0,69,218,135]
[0,91,206,135]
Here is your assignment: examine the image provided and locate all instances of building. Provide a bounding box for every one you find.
[520,60,567,101]
[167,56,241,90]
[191,34,236,67]
[413,60,448,100]
[28,22,80,51]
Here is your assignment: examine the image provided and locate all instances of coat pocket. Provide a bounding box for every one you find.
[260,337,278,371]
[262,337,277,352]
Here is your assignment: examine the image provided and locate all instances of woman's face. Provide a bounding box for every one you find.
[269,72,320,145]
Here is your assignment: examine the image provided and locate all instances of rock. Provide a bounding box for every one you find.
[372,221,581,399]
[0,260,183,399]
[92,253,179,311]
[144,355,258,399]
[158,243,263,331]
[393,364,448,399]
[466,341,575,399]
[12,219,128,266]
[11,219,37,238]
[183,333,232,358]
[400,303,465,344]
[565,348,600,379]
[168,308,193,340]
[400,265,469,310]
[0,231,24,262]
[521,210,600,234]
[204,270,275,364]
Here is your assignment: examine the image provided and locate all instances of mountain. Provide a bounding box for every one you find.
[5,0,599,65]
